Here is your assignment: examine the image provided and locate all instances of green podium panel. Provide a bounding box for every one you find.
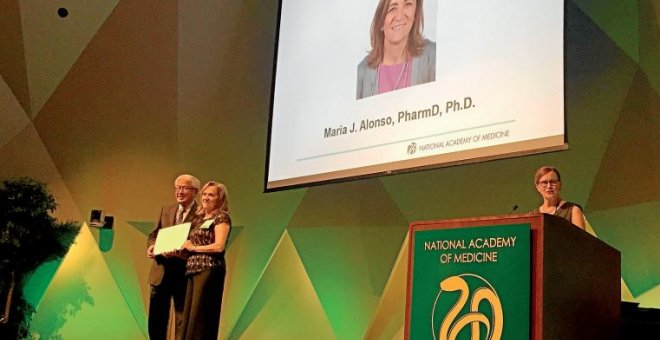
[408,223,530,340]
[405,214,621,340]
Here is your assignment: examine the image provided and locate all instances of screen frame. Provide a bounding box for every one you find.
[264,0,568,192]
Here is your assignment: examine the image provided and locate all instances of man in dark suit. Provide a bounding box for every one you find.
[147,174,200,340]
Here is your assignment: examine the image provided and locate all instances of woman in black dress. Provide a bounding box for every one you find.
[179,181,231,340]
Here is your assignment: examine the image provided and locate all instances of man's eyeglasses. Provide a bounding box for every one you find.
[537,180,560,187]
[175,186,194,192]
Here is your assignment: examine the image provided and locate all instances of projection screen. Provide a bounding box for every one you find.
[266,0,566,191]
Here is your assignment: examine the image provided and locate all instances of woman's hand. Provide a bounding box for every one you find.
[161,249,179,258]
[182,240,195,252]
[161,248,188,258]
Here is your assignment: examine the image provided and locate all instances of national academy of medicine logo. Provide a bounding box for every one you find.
[431,274,504,340]
[407,142,417,155]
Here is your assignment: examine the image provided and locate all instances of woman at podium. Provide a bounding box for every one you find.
[532,166,586,230]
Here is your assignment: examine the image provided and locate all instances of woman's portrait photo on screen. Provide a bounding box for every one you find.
[356,0,436,100]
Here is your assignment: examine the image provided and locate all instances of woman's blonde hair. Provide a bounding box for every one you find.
[196,181,230,216]
[534,166,562,185]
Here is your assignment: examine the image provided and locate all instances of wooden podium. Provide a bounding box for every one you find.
[405,213,620,340]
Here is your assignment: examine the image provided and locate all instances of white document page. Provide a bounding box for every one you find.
[153,222,191,255]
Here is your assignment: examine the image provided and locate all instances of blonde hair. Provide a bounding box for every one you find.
[534,166,562,185]
[196,181,229,216]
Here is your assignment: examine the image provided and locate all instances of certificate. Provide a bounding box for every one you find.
[153,222,191,255]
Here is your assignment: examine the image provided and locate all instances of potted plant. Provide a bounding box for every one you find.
[0,178,81,339]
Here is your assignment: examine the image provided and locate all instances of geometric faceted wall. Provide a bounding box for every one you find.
[0,0,658,339]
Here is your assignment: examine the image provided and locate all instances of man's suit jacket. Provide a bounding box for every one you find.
[147,202,197,286]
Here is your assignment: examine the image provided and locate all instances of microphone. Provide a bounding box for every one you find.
[506,205,519,215]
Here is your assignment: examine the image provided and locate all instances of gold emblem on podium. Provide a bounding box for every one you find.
[432,274,503,340]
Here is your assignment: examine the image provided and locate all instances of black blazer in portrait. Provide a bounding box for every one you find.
[147,201,197,286]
